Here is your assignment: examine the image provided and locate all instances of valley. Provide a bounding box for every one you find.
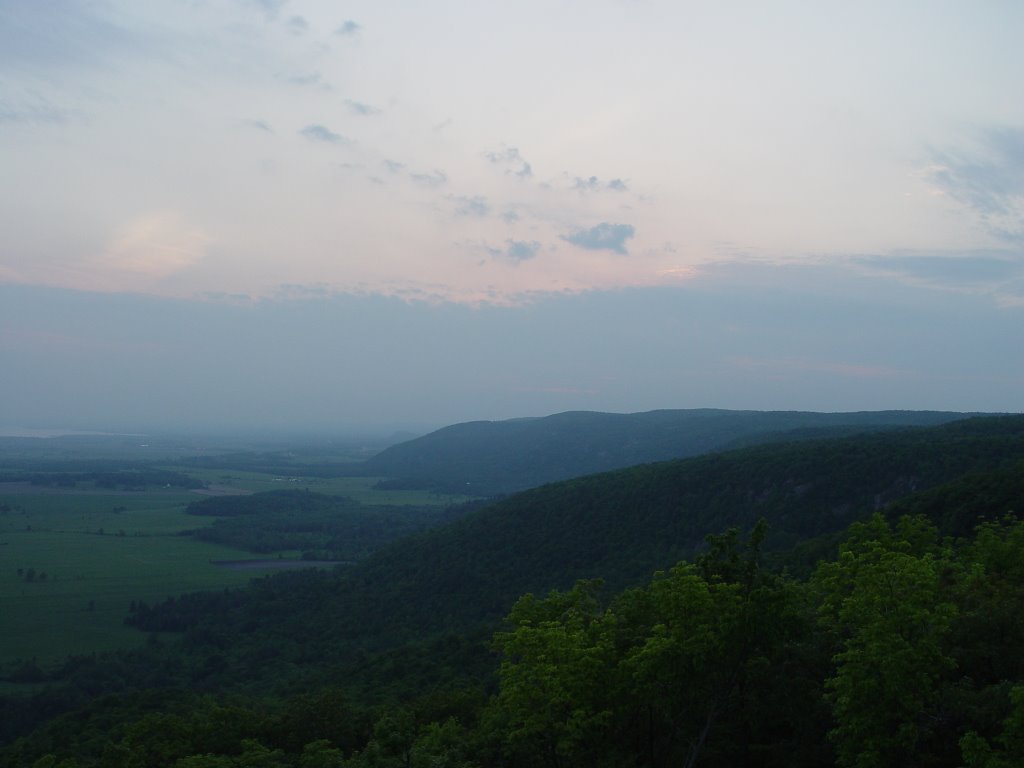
[1,410,1022,767]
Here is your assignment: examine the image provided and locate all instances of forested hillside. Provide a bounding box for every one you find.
[304,415,1024,640]
[361,408,973,494]
[2,415,1023,767]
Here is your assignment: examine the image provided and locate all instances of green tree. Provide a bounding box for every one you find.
[814,515,956,768]
[173,756,234,768]
[31,756,80,768]
[961,685,1024,767]
[491,580,615,768]
[299,740,343,768]
[489,523,822,768]
[410,718,476,768]
[617,564,745,768]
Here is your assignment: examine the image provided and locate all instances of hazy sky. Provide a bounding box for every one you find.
[2,1,1023,432]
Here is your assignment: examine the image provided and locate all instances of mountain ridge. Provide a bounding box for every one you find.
[360,408,982,494]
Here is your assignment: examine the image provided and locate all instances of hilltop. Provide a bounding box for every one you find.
[359,408,973,495]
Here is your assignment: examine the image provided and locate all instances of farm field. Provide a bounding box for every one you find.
[0,471,471,666]
[0,486,267,665]
[0,430,473,670]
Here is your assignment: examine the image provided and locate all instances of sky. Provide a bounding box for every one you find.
[2,0,1023,434]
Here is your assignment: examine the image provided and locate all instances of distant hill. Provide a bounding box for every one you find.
[359,409,977,495]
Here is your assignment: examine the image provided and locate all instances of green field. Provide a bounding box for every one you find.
[0,486,267,665]
[0,472,471,668]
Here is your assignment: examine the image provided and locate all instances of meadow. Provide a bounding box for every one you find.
[0,469,468,667]
[0,486,261,665]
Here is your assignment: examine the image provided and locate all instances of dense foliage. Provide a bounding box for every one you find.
[0,468,202,489]
[5,512,1024,767]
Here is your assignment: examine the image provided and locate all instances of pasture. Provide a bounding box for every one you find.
[0,475,470,667]
[0,486,263,665]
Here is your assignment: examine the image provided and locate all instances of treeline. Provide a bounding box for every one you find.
[0,469,203,490]
[5,513,1024,767]
[174,453,365,478]
[186,491,357,517]
[182,490,482,559]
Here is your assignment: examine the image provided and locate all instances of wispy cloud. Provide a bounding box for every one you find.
[572,175,628,192]
[485,146,532,178]
[345,99,380,116]
[484,239,541,264]
[561,223,635,254]
[285,71,325,88]
[243,0,287,21]
[928,127,1024,243]
[450,195,490,217]
[285,15,308,35]
[410,169,448,188]
[300,124,347,144]
[240,118,273,133]
[504,240,541,262]
[0,98,71,125]
[335,19,362,36]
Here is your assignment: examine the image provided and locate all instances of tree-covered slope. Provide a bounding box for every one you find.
[130,416,1024,658]
[345,415,1024,629]
[359,408,974,494]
